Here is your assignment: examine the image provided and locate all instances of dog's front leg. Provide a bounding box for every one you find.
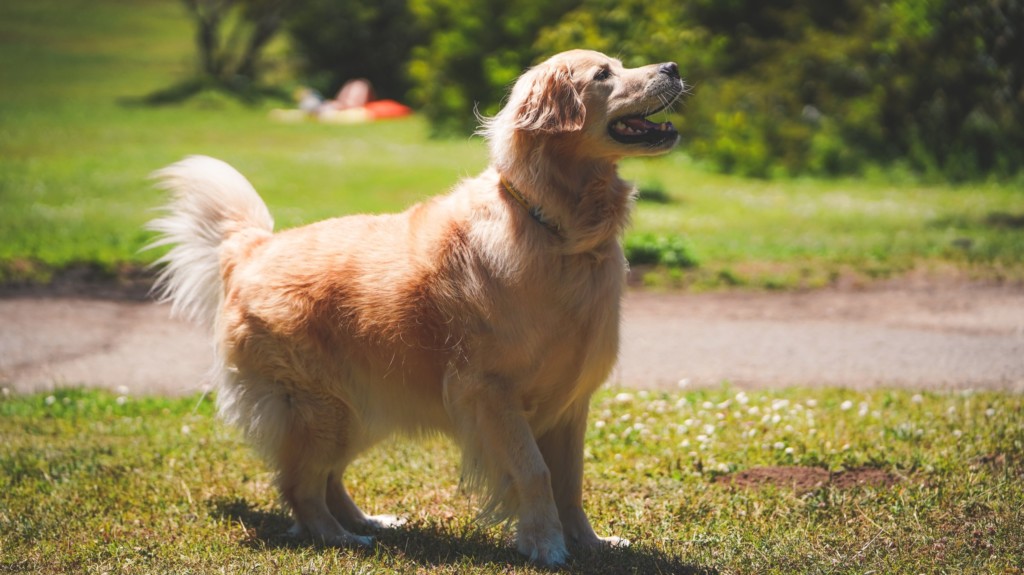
[538,400,629,550]
[449,373,568,566]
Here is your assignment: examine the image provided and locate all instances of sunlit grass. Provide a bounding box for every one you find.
[1,387,1021,574]
[2,0,1023,289]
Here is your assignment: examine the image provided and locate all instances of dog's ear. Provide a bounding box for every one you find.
[511,64,586,133]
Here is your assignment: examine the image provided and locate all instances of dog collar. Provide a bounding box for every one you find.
[499,176,562,238]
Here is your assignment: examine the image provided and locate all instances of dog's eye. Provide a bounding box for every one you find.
[593,68,611,81]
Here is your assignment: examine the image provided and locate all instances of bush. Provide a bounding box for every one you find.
[287,0,423,99]
[624,234,699,269]
[285,0,1024,179]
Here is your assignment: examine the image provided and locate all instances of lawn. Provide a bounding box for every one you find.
[1,387,1021,574]
[1,0,1023,289]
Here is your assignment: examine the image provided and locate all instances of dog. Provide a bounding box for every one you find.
[148,49,683,566]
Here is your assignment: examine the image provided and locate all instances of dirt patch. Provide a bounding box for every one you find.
[716,466,900,493]
[829,467,901,489]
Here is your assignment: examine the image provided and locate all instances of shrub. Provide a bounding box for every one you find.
[624,234,699,269]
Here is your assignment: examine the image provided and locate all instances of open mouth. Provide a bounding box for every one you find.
[609,115,678,146]
[608,96,681,147]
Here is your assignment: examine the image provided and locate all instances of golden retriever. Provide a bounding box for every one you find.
[148,49,683,566]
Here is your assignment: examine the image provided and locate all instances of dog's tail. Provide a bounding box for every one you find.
[146,156,273,328]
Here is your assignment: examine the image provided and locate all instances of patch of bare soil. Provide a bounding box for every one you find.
[716,466,900,493]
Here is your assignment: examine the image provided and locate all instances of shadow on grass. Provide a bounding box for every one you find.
[210,496,715,574]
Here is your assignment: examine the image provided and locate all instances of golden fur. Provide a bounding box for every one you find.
[148,50,683,566]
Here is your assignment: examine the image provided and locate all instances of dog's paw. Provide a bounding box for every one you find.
[363,514,407,530]
[288,521,374,547]
[597,535,630,548]
[570,532,630,553]
[517,528,570,567]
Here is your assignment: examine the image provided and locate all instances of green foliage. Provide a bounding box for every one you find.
[172,0,292,94]
[404,0,579,134]
[325,0,1021,179]
[624,233,699,269]
[287,0,423,99]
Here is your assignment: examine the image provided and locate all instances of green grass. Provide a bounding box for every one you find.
[1,387,1021,574]
[2,0,1023,289]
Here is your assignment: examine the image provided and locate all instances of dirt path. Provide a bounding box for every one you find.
[2,284,1022,396]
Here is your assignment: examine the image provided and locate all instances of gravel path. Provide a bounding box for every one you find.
[2,284,1022,396]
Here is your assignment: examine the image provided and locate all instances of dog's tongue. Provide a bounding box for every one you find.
[623,117,655,131]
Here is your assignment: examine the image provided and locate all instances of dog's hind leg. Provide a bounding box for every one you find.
[326,469,407,533]
[272,398,372,547]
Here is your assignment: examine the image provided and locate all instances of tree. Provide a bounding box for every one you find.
[287,0,424,100]
[405,0,580,134]
[181,0,289,87]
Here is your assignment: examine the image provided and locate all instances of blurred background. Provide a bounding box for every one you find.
[1,0,1021,291]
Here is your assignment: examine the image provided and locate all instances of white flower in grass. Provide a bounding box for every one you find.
[680,439,691,448]
[840,400,854,411]
[116,396,127,406]
[45,395,56,406]
[735,391,750,405]
[181,424,191,435]
[773,441,786,450]
[805,399,818,408]
[614,392,634,404]
[952,429,963,439]
[702,401,714,410]
[594,420,606,429]
[784,447,795,455]
[716,463,730,473]
[748,406,760,415]
[986,408,996,418]
[911,394,923,404]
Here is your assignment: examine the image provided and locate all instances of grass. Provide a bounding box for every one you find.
[1,387,1021,574]
[2,0,1024,289]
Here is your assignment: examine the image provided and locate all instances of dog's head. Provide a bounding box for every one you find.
[484,50,685,162]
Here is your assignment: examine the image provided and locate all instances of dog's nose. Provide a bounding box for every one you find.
[659,62,680,79]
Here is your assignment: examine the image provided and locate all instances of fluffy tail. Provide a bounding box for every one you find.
[146,156,274,327]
